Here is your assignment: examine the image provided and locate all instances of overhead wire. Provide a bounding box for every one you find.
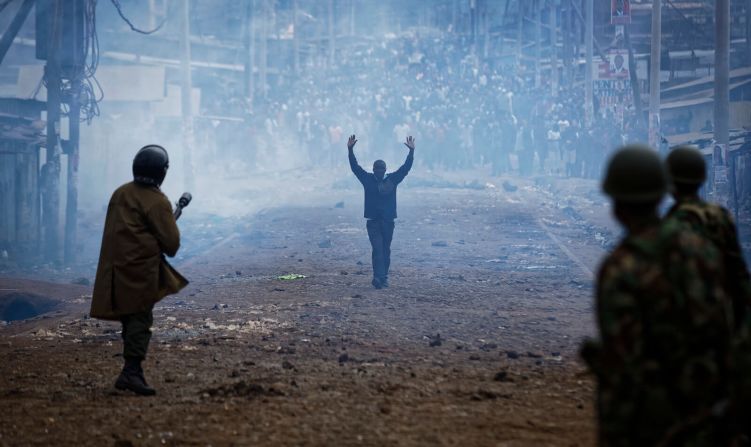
[110,0,166,35]
[34,0,167,123]
[57,0,101,123]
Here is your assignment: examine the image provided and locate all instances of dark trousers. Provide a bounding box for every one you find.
[366,219,395,281]
[120,308,153,360]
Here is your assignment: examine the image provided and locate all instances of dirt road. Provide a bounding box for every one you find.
[0,176,609,446]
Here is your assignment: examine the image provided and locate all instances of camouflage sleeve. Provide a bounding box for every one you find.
[720,209,751,326]
[595,256,646,383]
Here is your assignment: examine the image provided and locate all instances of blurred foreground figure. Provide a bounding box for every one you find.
[348,134,414,289]
[581,145,736,446]
[665,146,751,328]
[90,145,188,396]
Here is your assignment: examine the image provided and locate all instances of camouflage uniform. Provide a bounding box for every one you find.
[582,217,734,446]
[666,198,751,328]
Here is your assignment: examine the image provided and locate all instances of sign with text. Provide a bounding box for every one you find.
[611,0,631,25]
[595,50,630,80]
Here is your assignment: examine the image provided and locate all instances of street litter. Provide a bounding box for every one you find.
[277,273,307,280]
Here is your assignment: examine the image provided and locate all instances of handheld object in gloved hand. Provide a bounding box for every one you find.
[173,192,192,220]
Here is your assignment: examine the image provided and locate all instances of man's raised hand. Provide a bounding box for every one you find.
[404,136,415,150]
[348,134,358,150]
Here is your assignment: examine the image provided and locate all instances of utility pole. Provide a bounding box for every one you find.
[244,0,255,104]
[550,0,558,96]
[259,0,267,98]
[64,0,85,265]
[746,0,751,66]
[648,0,661,149]
[584,0,593,127]
[516,1,523,65]
[180,0,195,192]
[43,0,62,264]
[328,0,335,68]
[470,0,477,54]
[482,0,490,59]
[64,79,81,264]
[624,26,643,125]
[293,0,300,75]
[535,0,542,87]
[561,0,570,86]
[714,0,732,207]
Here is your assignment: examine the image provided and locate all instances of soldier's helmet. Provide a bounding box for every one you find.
[133,145,169,187]
[602,144,667,203]
[665,145,706,186]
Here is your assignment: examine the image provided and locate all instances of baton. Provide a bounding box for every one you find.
[173,192,192,220]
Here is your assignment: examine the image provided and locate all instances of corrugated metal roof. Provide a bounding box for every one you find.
[660,79,751,110]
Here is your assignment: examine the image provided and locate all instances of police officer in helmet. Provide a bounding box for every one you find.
[90,145,188,396]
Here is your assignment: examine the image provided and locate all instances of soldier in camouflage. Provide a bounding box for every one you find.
[581,145,736,446]
[665,145,751,329]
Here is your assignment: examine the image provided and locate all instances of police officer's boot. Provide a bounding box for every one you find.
[115,357,156,396]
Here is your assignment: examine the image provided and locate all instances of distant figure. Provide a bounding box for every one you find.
[665,146,751,328]
[581,145,735,445]
[90,145,188,396]
[348,134,414,289]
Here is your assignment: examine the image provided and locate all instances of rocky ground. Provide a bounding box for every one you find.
[0,169,688,446]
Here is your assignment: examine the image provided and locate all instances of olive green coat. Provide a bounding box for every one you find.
[90,182,188,320]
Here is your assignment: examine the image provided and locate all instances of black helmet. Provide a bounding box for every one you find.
[133,145,169,186]
[665,145,706,185]
[602,144,667,203]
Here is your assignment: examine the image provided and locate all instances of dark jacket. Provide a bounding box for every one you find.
[349,148,413,220]
[90,182,188,320]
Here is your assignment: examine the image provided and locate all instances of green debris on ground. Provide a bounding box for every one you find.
[277,273,307,281]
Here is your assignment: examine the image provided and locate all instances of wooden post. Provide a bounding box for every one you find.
[584,0,593,127]
[648,0,661,149]
[328,0,335,68]
[470,0,477,53]
[715,0,729,152]
[293,0,300,74]
[244,0,255,103]
[746,0,751,66]
[16,146,40,259]
[259,0,268,97]
[561,0,569,86]
[483,0,490,59]
[180,0,195,191]
[64,0,86,265]
[43,0,62,264]
[516,0,523,64]
[550,0,558,96]
[714,0,731,207]
[624,26,643,126]
[64,80,80,264]
[535,0,542,87]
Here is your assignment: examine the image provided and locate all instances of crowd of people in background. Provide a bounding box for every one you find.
[201,32,648,178]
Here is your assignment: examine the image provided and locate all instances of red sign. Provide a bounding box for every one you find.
[611,0,631,25]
